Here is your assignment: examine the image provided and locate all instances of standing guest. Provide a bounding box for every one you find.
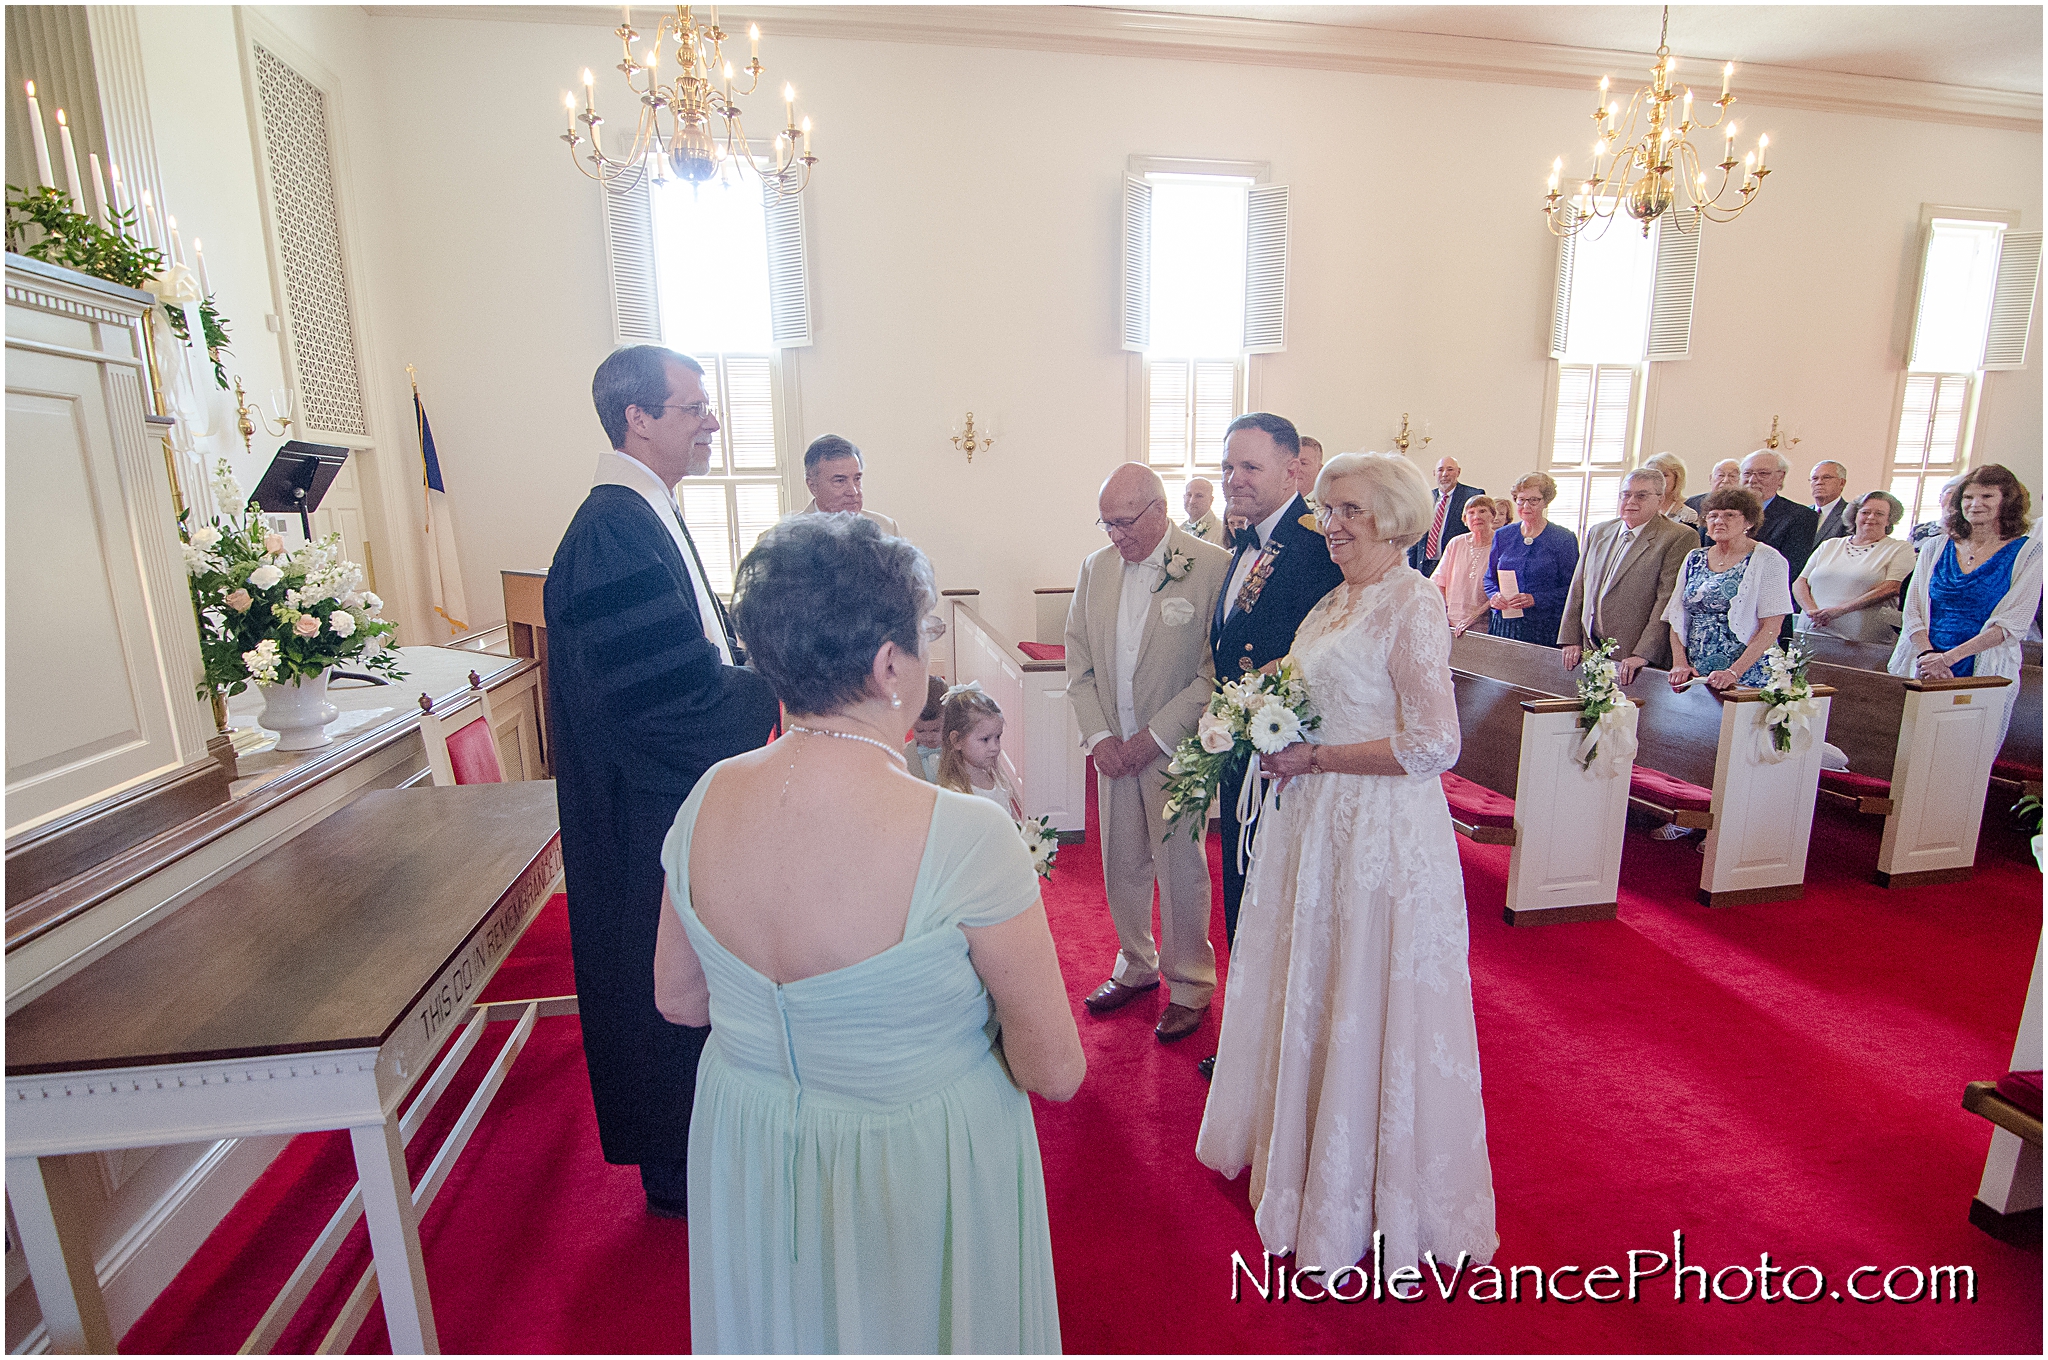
[1741,449,1819,636]
[1794,491,1914,643]
[1684,457,1742,528]
[1484,472,1579,647]
[1295,435,1326,503]
[1911,475,1969,545]
[1198,451,1497,1277]
[1643,451,1699,531]
[545,345,781,1219]
[937,683,1022,817]
[1810,460,1853,543]
[1183,476,1229,547]
[800,433,900,535]
[1664,486,1794,691]
[655,513,1082,1351]
[1408,455,1487,578]
[1065,464,1230,1044]
[905,674,947,782]
[1558,468,1696,681]
[1209,413,1343,952]
[1433,494,1500,636]
[1891,464,2041,746]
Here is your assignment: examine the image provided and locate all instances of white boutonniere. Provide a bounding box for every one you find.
[1155,546,1196,594]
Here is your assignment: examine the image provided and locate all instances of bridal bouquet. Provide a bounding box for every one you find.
[1017,815,1060,880]
[1160,659,1318,843]
[1757,641,1819,762]
[180,458,404,697]
[1574,638,1636,775]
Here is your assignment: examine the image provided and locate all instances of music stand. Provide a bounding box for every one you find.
[251,441,349,542]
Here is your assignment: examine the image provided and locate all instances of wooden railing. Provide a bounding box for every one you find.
[943,590,1086,833]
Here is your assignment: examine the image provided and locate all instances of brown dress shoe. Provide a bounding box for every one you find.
[1154,1002,1207,1042]
[1083,978,1159,1013]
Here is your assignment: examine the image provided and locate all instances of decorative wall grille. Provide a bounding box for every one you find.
[252,42,366,436]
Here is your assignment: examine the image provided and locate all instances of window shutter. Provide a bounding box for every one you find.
[1191,360,1236,466]
[764,185,811,348]
[1905,223,1945,370]
[602,172,661,345]
[1147,358,1187,467]
[1984,230,2041,370]
[1589,366,1635,463]
[1242,183,1289,353]
[1121,175,1152,352]
[1552,362,1592,463]
[680,483,736,596]
[721,355,778,470]
[1645,216,1700,361]
[1549,209,1577,359]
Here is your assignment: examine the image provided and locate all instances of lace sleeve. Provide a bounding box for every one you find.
[1385,585,1462,776]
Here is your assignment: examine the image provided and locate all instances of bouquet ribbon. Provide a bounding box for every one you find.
[1235,762,1277,875]
[1758,694,1822,764]
[1575,704,1637,778]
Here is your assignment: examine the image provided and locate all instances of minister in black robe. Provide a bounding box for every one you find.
[545,346,779,1215]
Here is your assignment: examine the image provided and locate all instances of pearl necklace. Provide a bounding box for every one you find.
[786,724,906,763]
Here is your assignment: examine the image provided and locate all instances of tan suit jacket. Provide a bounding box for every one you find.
[1185,514,1230,549]
[1558,514,1695,667]
[1065,525,1231,751]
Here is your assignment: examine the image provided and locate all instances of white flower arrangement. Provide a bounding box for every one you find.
[1017,814,1060,880]
[1573,638,1635,774]
[1159,658,1319,841]
[1155,546,1196,594]
[1757,641,1819,763]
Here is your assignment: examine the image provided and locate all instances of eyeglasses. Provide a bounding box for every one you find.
[919,615,948,641]
[1314,503,1371,525]
[653,401,719,420]
[1096,500,1163,534]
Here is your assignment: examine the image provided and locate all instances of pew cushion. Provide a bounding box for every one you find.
[1440,772,1517,829]
[1818,768,1891,801]
[1991,756,2041,785]
[1997,1070,2043,1120]
[1628,766,1714,813]
[1017,642,1065,662]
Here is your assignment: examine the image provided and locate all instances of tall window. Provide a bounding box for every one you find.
[1889,215,2040,528]
[649,176,784,594]
[1123,163,1288,510]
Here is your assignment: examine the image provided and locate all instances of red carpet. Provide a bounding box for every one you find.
[124,795,2041,1353]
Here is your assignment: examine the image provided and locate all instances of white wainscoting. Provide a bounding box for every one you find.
[947,593,1086,834]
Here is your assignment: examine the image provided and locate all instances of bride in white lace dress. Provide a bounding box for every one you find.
[1196,451,1498,1272]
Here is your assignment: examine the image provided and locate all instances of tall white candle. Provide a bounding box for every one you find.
[24,82,54,188]
[53,109,83,213]
[139,188,161,249]
[107,162,127,223]
[167,214,185,265]
[87,152,109,228]
[194,240,212,295]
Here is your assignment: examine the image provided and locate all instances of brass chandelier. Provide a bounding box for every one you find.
[560,5,815,196]
[1543,6,1771,237]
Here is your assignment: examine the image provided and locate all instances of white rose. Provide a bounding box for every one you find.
[1198,712,1235,754]
[329,610,358,638]
[247,564,284,590]
[362,592,384,614]
[1248,699,1303,754]
[191,525,222,550]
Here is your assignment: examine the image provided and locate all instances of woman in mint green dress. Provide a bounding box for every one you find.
[653,514,1084,1354]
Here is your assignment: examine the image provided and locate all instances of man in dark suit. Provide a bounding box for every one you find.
[1408,455,1486,577]
[1741,448,1820,639]
[1809,459,1853,544]
[545,345,781,1218]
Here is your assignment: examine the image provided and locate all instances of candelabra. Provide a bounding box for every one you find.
[950,412,995,462]
[1391,413,1431,456]
[559,5,815,198]
[1763,415,1801,451]
[233,376,293,459]
[1543,5,1772,238]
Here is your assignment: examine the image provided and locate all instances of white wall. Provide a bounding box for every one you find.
[131,9,2048,645]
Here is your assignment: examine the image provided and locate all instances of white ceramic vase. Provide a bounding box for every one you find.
[258,667,338,751]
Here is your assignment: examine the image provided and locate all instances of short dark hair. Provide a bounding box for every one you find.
[804,434,863,473]
[1703,486,1764,529]
[1224,411,1300,460]
[1946,463,2032,540]
[592,346,702,449]
[730,514,936,716]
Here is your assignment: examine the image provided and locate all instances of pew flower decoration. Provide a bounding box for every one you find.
[1574,638,1637,776]
[1017,815,1060,880]
[1160,660,1319,844]
[179,458,404,698]
[1756,641,1819,764]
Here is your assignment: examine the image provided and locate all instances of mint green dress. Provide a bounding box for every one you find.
[661,769,1061,1354]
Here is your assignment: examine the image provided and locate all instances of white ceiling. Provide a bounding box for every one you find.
[1103,5,2042,94]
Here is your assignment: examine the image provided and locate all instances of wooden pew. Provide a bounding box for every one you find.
[1443,668,1637,925]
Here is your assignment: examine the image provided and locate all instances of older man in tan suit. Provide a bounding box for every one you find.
[1558,467,1696,683]
[1066,463,1231,1043]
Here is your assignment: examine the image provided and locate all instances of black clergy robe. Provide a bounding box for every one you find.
[544,483,779,1170]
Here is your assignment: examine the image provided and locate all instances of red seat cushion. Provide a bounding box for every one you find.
[1996,1070,2043,1119]
[1992,757,2041,784]
[446,715,505,785]
[1629,765,1713,813]
[1017,642,1065,662]
[1440,772,1516,829]
[1819,768,1892,799]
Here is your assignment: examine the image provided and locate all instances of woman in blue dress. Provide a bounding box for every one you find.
[1484,472,1580,646]
[652,514,1084,1353]
[1663,487,1795,690]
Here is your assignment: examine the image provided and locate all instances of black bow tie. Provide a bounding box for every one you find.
[1233,525,1262,551]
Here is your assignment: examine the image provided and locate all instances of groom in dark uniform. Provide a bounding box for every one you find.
[545,345,780,1216]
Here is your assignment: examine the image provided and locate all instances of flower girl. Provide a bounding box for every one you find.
[936,682,1020,817]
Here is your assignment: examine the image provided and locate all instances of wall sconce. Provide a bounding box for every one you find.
[1391,412,1431,456]
[1763,414,1801,450]
[950,411,995,462]
[233,375,293,458]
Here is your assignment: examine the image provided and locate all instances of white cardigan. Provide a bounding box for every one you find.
[1661,541,1795,653]
[1887,533,2043,683]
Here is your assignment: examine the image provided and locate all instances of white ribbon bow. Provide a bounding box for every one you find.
[1575,704,1638,778]
[1758,695,1822,764]
[1235,762,1277,876]
[943,680,985,701]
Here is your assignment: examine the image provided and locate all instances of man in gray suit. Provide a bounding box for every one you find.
[1809,460,1853,543]
[1558,467,1697,683]
[1065,464,1231,1044]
